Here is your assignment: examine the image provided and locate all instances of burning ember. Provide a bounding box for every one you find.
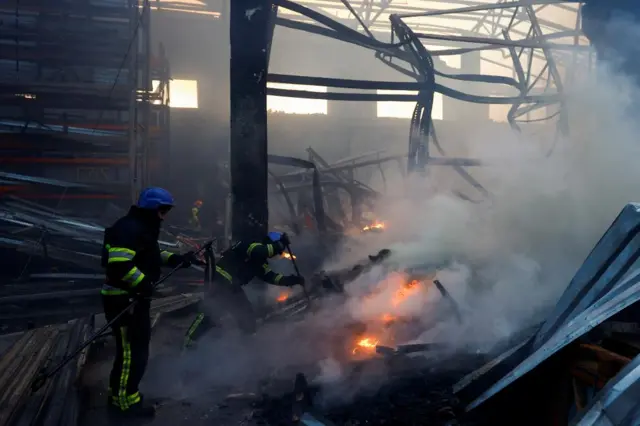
[392,280,421,307]
[281,252,296,260]
[276,291,290,303]
[362,220,385,232]
[352,336,379,354]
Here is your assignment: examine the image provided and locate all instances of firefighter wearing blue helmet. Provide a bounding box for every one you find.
[101,187,197,419]
[183,230,304,347]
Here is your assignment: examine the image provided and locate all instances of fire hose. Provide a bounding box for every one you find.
[30,239,216,393]
[284,243,312,307]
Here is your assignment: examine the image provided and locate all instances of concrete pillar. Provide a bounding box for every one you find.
[230,0,272,241]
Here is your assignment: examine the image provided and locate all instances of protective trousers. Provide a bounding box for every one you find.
[184,273,257,346]
[102,294,151,411]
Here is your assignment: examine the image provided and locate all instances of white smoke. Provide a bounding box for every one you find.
[143,51,640,405]
[329,63,640,352]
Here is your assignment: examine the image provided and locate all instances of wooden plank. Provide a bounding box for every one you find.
[150,294,202,315]
[14,329,71,426]
[41,318,92,426]
[0,327,60,426]
[0,318,93,426]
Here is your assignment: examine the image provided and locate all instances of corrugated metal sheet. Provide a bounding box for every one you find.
[534,203,640,350]
[571,353,640,426]
[467,272,640,411]
[454,204,640,414]
[452,337,533,395]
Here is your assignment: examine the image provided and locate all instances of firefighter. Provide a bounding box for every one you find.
[189,199,203,230]
[184,231,304,347]
[102,187,195,419]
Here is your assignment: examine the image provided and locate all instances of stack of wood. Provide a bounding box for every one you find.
[0,317,92,426]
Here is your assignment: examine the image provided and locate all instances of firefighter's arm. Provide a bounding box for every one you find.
[259,263,285,285]
[159,250,185,268]
[105,234,151,293]
[259,263,305,287]
[246,241,284,261]
[160,250,204,269]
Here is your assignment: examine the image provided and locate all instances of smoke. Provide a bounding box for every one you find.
[145,29,640,407]
[327,62,640,353]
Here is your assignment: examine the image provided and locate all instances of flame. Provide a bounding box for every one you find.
[391,280,421,307]
[281,252,296,260]
[276,292,290,303]
[362,220,385,232]
[381,313,397,324]
[352,336,379,354]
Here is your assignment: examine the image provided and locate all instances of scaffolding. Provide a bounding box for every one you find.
[0,0,170,205]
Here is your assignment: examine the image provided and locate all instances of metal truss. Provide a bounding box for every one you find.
[268,0,593,199]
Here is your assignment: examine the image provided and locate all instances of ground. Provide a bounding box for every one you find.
[79,314,268,426]
[78,311,491,426]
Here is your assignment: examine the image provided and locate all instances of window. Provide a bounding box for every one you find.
[377,90,443,120]
[169,79,198,108]
[151,79,198,108]
[267,83,328,115]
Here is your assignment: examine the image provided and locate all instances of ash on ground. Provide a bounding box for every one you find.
[257,354,491,426]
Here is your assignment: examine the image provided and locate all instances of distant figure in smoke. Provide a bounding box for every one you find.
[101,187,198,419]
[183,231,305,347]
[189,199,203,230]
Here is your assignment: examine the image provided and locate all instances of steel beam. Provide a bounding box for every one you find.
[230,0,273,241]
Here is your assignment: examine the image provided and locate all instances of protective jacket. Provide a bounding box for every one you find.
[215,240,294,287]
[183,236,302,344]
[101,206,183,296]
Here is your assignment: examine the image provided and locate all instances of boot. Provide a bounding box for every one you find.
[108,394,156,421]
[121,400,156,418]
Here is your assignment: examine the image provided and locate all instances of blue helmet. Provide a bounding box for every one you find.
[267,231,283,242]
[137,187,174,210]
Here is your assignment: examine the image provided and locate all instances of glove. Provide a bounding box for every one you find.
[181,251,206,268]
[136,279,154,299]
[281,274,305,287]
[280,232,291,247]
[272,241,286,256]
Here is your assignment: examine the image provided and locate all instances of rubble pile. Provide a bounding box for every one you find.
[256,353,490,426]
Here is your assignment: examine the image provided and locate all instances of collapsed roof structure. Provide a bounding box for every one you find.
[453,203,640,425]
[4,0,640,425]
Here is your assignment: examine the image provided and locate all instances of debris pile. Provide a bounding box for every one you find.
[452,202,640,425]
[256,354,491,426]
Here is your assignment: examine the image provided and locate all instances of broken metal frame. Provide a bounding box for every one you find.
[266,0,589,209]
[452,203,640,424]
[281,0,581,40]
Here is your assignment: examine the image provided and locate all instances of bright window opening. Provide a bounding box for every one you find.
[267,83,328,115]
[151,79,198,108]
[377,90,443,120]
[169,79,198,108]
